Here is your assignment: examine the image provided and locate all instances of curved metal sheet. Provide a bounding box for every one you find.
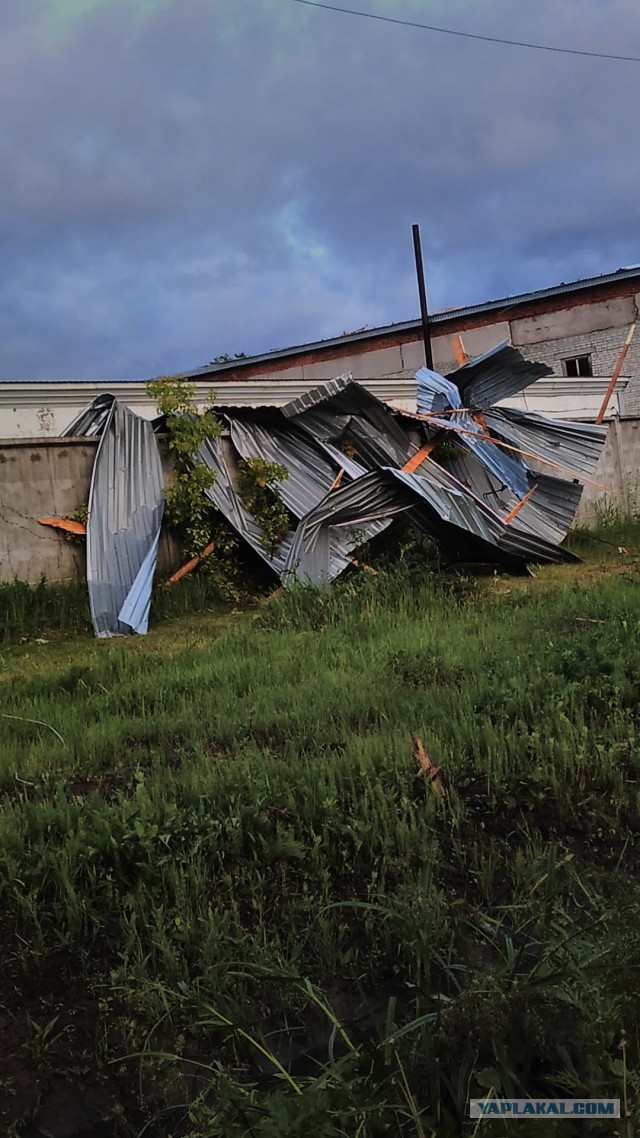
[227,416,343,518]
[483,407,608,478]
[198,428,390,582]
[283,464,576,586]
[86,399,164,637]
[447,342,552,409]
[415,367,462,415]
[61,393,117,438]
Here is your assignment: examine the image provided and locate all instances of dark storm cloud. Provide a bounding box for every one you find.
[1,0,639,378]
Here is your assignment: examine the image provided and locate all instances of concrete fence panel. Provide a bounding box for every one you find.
[1,422,639,584]
[0,437,179,584]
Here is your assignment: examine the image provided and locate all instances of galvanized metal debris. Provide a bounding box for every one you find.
[69,393,164,637]
[64,343,609,636]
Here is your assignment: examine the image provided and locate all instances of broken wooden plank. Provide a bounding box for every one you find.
[596,322,637,424]
[504,483,538,524]
[163,542,215,587]
[349,559,378,575]
[402,441,437,475]
[453,334,469,367]
[472,410,489,434]
[260,586,285,605]
[38,517,87,535]
[411,734,447,799]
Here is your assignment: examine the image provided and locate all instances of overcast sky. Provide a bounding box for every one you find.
[1,0,639,380]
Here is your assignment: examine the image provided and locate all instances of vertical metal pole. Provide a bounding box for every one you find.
[412,223,434,371]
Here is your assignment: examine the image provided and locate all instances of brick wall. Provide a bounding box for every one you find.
[513,324,640,417]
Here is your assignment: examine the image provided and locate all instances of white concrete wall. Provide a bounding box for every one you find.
[0,377,420,439]
[0,367,628,441]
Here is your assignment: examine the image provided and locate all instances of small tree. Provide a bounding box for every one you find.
[237,457,291,557]
[147,376,292,574]
[146,376,221,557]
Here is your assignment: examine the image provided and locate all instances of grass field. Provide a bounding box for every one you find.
[1,523,640,1136]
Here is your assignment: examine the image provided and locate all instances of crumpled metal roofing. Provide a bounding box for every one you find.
[62,339,609,628]
[198,411,392,581]
[415,367,462,416]
[445,341,553,410]
[61,393,117,438]
[198,433,294,576]
[285,377,412,469]
[283,463,576,586]
[84,396,164,637]
[226,414,347,518]
[416,341,553,415]
[426,411,531,499]
[440,449,583,546]
[410,341,609,548]
[483,406,608,479]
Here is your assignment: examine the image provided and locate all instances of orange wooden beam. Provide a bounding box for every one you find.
[504,484,538,524]
[453,335,469,367]
[38,517,86,535]
[329,468,345,491]
[349,559,378,575]
[596,322,637,424]
[163,542,215,587]
[402,441,437,474]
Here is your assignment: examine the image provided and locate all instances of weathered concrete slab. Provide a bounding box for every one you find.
[301,345,404,382]
[0,437,179,584]
[512,297,637,347]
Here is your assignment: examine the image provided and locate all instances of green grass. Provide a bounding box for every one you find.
[0,530,640,1135]
[0,570,256,647]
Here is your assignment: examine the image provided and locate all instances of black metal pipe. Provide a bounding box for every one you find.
[412,224,434,370]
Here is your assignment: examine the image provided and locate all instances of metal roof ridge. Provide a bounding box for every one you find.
[177,265,640,379]
[2,266,638,385]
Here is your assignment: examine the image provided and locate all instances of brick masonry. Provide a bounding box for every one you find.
[518,320,640,417]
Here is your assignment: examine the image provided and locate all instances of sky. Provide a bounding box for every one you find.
[1,0,639,380]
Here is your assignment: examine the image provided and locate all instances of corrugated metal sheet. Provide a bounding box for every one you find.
[415,367,462,415]
[283,464,575,586]
[200,420,391,582]
[515,474,584,544]
[440,451,579,546]
[226,415,346,518]
[285,379,413,469]
[198,434,294,576]
[483,407,608,478]
[403,460,578,566]
[86,398,164,637]
[61,393,116,437]
[405,346,607,548]
[448,342,552,409]
[282,376,355,416]
[426,412,530,498]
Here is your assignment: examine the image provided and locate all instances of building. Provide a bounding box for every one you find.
[1,266,639,439]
